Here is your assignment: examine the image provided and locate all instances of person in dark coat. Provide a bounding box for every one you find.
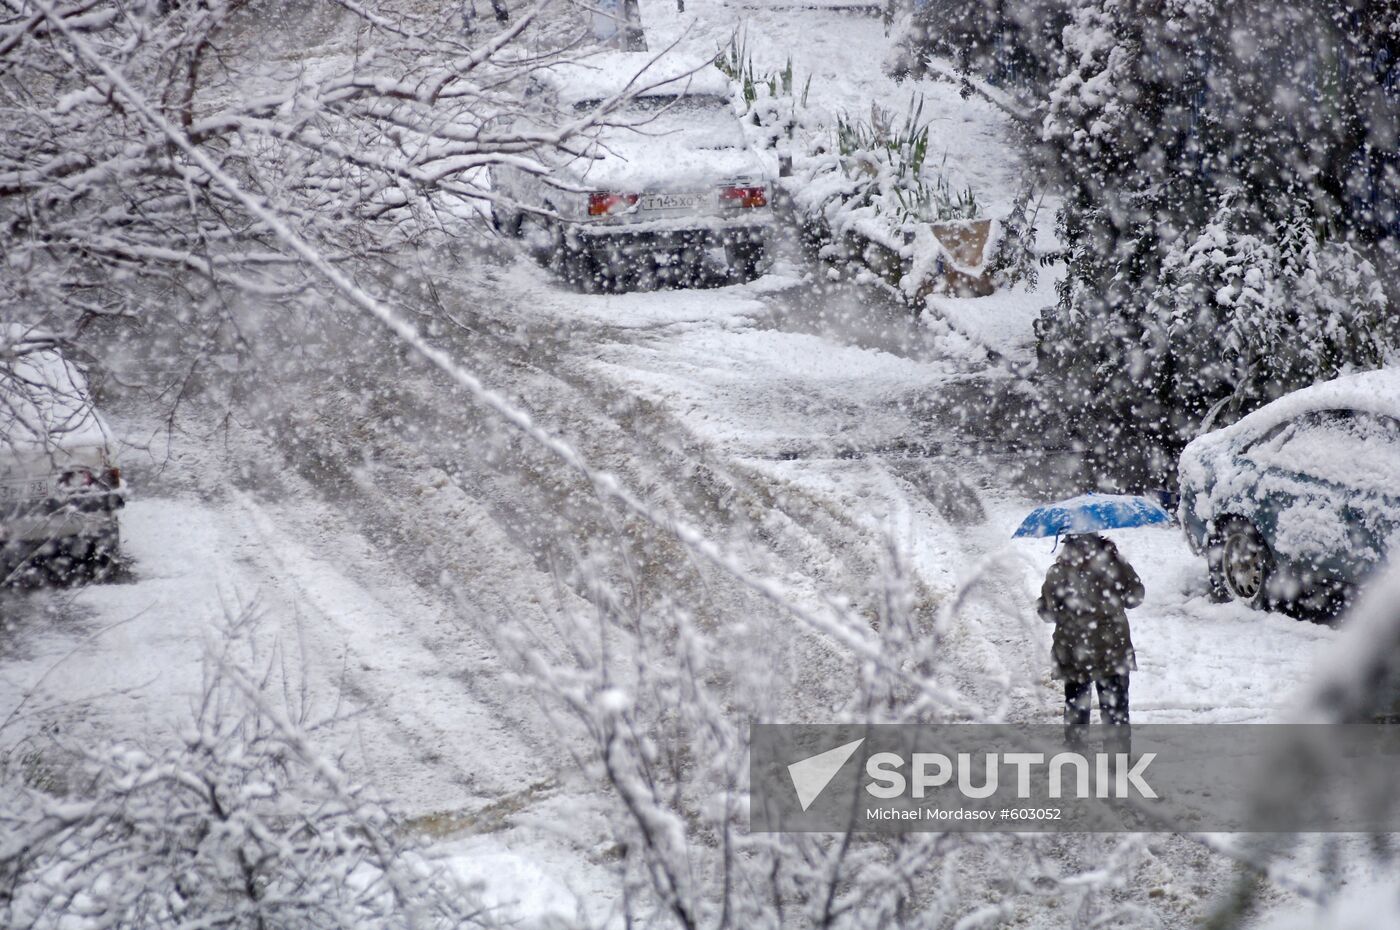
[1036,533,1145,746]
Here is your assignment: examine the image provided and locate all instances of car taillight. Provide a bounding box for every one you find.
[57,468,95,489]
[719,185,767,208]
[588,192,639,216]
[104,466,121,488]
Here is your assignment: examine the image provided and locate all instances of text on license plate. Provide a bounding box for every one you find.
[0,480,49,501]
[641,192,706,211]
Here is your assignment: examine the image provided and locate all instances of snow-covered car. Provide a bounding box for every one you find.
[1,329,124,576]
[490,53,774,290]
[1178,369,1400,614]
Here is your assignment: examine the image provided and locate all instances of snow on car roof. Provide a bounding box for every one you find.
[541,52,733,106]
[1213,367,1400,442]
[1181,366,1400,480]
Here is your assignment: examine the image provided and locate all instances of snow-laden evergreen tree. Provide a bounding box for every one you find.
[1033,0,1397,486]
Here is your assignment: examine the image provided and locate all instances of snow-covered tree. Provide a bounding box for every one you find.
[1034,0,1397,486]
[0,613,490,929]
[0,0,647,338]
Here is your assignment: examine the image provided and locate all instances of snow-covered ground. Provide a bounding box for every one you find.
[0,2,1367,927]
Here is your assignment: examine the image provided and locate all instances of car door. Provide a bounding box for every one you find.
[1320,412,1400,583]
[1243,409,1399,586]
[1236,410,1356,585]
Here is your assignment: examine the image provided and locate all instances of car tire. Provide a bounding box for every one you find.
[491,204,523,238]
[727,239,767,282]
[1218,518,1276,610]
[568,247,603,293]
[88,526,120,577]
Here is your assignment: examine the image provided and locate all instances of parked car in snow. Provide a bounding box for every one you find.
[489,53,774,291]
[1,329,124,578]
[1178,369,1400,615]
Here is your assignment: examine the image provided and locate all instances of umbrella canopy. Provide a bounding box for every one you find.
[1012,493,1171,539]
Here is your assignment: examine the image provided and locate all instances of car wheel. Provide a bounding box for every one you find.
[491,203,523,238]
[726,239,767,282]
[88,526,121,579]
[1219,519,1275,609]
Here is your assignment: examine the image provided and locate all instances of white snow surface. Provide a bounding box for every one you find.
[3,3,1394,927]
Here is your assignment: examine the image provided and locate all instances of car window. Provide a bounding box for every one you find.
[574,94,745,149]
[1245,409,1400,494]
[1,349,103,452]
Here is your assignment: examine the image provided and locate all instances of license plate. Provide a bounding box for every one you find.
[641,192,706,212]
[0,479,48,502]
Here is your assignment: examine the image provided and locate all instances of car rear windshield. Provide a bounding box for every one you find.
[573,94,744,148]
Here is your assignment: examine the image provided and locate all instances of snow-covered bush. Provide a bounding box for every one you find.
[0,614,486,930]
[1030,0,1398,485]
[833,100,981,227]
[779,93,993,300]
[1160,194,1390,431]
[714,34,807,151]
[984,188,1040,290]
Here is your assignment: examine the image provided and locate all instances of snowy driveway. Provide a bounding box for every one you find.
[0,243,1345,927]
[473,251,1342,727]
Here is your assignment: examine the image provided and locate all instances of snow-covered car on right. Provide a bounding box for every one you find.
[1178,369,1400,615]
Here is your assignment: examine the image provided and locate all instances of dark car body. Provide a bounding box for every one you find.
[1178,370,1400,612]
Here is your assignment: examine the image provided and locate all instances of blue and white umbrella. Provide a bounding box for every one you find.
[1012,493,1171,539]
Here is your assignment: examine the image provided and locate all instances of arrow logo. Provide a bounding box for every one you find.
[787,738,865,811]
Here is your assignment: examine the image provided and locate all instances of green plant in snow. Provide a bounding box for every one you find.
[714,35,797,114]
[834,98,980,224]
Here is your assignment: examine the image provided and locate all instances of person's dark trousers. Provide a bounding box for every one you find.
[1063,675,1131,753]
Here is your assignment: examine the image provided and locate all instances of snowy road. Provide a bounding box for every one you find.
[0,2,1352,924]
[0,235,1344,926]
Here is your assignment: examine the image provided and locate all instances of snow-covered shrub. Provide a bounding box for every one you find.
[1031,0,1398,485]
[714,34,807,150]
[1038,188,1391,485]
[1160,194,1390,431]
[779,93,992,299]
[0,616,486,930]
[832,99,981,227]
[985,188,1040,289]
